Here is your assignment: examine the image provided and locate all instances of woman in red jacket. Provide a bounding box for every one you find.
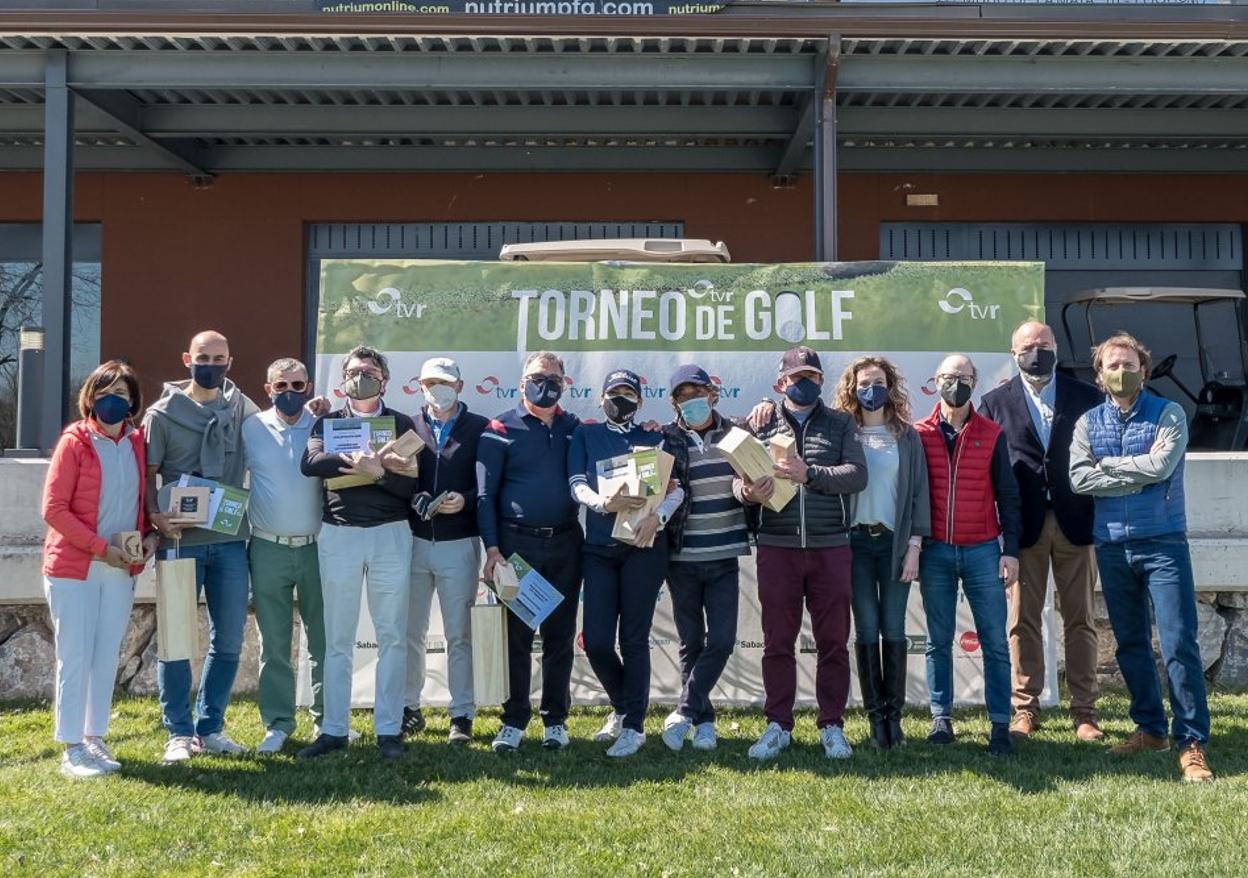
[42,359,157,779]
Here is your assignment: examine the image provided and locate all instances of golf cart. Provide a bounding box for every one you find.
[1060,287,1248,450]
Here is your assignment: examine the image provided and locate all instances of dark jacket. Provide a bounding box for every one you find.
[660,410,747,554]
[409,403,489,543]
[301,405,419,528]
[979,373,1102,548]
[747,399,868,549]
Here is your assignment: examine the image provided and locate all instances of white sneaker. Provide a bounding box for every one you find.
[256,729,288,755]
[61,745,107,779]
[820,725,853,760]
[163,735,195,764]
[747,722,791,761]
[193,732,249,756]
[314,724,361,742]
[606,728,646,758]
[492,725,524,753]
[542,725,570,750]
[83,738,121,773]
[593,712,625,743]
[691,722,718,752]
[661,711,693,752]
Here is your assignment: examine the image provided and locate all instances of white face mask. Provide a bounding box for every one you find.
[423,383,458,412]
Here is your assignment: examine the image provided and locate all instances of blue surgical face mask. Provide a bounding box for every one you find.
[856,384,889,413]
[93,393,131,426]
[190,363,227,391]
[523,376,563,408]
[678,396,713,428]
[272,389,308,418]
[784,377,821,407]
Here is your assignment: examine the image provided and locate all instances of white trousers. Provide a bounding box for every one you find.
[406,536,481,719]
[44,563,136,743]
[318,520,413,737]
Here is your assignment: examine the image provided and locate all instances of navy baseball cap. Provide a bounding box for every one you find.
[602,369,642,396]
[779,345,823,377]
[670,364,712,393]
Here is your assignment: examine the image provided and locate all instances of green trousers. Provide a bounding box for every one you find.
[248,538,325,734]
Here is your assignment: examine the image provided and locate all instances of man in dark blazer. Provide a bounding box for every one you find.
[979,320,1105,742]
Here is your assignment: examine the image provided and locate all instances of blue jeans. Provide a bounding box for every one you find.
[919,539,1011,724]
[157,540,250,738]
[850,528,912,644]
[1096,534,1210,746]
[667,557,740,725]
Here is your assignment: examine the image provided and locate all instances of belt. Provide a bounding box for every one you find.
[251,528,317,548]
[854,523,890,538]
[502,520,577,539]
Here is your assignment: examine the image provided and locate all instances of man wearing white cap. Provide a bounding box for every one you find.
[402,357,491,745]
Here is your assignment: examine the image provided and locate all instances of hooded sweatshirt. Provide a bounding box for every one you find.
[142,377,258,547]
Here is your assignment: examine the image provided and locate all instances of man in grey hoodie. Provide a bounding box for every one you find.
[144,330,258,764]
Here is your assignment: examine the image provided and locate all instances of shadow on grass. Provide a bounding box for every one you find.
[5,691,1246,801]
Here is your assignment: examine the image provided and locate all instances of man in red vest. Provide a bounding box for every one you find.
[914,353,1022,756]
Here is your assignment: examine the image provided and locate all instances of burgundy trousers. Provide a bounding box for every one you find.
[756,544,853,731]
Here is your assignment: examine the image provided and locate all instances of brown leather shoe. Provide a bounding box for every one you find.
[1110,729,1169,755]
[1009,710,1040,738]
[1073,715,1105,742]
[1179,743,1214,783]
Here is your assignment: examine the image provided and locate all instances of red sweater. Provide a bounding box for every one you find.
[41,420,150,579]
[915,404,1003,547]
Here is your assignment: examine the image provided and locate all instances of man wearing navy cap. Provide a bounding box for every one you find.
[658,365,752,752]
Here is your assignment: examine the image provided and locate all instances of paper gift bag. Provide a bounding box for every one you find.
[471,603,510,705]
[155,557,199,662]
[715,426,796,513]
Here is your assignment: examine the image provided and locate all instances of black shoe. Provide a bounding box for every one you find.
[927,716,955,745]
[855,642,890,750]
[378,734,405,760]
[988,722,1014,757]
[296,733,349,760]
[882,640,909,748]
[448,717,473,746]
[401,707,426,739]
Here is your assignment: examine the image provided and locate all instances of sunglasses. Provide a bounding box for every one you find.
[271,380,308,393]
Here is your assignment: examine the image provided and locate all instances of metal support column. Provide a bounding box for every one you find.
[40,49,73,451]
[813,36,839,262]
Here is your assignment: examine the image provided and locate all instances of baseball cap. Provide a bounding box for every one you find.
[419,357,460,383]
[669,364,712,393]
[779,345,823,377]
[602,369,642,396]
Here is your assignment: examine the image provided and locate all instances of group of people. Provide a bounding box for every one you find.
[39,319,1214,783]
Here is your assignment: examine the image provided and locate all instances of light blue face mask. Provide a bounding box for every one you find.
[678,395,713,427]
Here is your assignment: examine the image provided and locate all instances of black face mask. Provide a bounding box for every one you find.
[190,363,227,391]
[602,395,639,425]
[524,377,563,408]
[939,377,974,408]
[273,389,309,418]
[1018,347,1057,378]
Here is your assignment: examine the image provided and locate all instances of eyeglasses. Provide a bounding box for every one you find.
[344,367,382,380]
[525,372,563,383]
[936,373,974,383]
[271,380,308,393]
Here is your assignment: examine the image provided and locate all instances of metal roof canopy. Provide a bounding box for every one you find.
[1068,287,1248,306]
[2,23,1248,174]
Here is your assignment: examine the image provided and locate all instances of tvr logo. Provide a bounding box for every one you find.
[938,288,999,320]
[365,287,427,319]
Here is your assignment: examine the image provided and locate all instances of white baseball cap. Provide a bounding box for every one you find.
[419,357,460,382]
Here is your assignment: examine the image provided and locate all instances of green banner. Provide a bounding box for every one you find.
[317,259,1044,354]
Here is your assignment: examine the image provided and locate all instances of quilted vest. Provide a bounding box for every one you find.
[1085,392,1187,542]
[916,404,1002,546]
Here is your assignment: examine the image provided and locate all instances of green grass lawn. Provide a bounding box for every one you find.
[1,690,1245,878]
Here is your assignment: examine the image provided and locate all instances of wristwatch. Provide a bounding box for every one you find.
[805,464,816,483]
[657,510,669,530]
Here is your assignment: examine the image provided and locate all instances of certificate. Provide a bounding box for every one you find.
[324,417,372,455]
[495,553,564,630]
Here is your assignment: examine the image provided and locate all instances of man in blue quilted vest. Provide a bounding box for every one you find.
[1069,332,1213,783]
